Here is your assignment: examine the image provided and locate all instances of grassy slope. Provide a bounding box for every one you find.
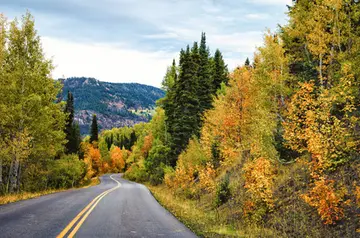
[148,159,360,238]
[148,184,229,238]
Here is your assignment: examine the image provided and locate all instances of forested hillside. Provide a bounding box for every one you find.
[60,77,164,134]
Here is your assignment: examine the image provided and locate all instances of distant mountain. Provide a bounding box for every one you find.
[59,77,165,135]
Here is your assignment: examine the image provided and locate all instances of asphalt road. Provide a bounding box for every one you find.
[0,174,197,238]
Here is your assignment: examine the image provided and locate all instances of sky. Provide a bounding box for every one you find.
[1,0,292,87]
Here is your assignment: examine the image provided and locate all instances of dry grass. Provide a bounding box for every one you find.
[0,177,100,205]
[0,189,66,205]
[148,184,237,237]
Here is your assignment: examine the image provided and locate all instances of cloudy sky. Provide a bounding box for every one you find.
[1,0,292,87]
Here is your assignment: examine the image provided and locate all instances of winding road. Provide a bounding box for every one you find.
[0,174,197,237]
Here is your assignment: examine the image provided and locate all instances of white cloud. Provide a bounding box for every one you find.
[245,13,269,20]
[142,32,179,39]
[209,31,263,53]
[7,0,289,87]
[41,37,177,87]
[40,33,258,87]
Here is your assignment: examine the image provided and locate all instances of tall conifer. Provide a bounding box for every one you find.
[169,45,200,165]
[212,49,229,93]
[90,114,98,143]
[197,32,213,114]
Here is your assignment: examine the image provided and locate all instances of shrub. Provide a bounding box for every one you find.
[302,178,350,225]
[124,161,148,182]
[149,166,165,186]
[198,163,216,193]
[243,157,276,209]
[215,173,231,207]
[48,154,86,189]
[164,166,176,188]
[144,140,170,182]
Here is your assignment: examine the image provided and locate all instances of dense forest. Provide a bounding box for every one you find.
[1,0,360,236]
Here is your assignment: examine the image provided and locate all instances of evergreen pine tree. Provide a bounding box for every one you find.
[212,49,229,93]
[90,114,98,143]
[162,33,230,166]
[245,57,250,67]
[197,32,213,114]
[169,45,200,165]
[130,130,137,148]
[72,123,81,153]
[64,91,76,154]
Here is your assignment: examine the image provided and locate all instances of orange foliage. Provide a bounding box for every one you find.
[173,159,196,191]
[201,67,253,165]
[355,185,360,208]
[141,133,154,158]
[243,157,276,209]
[198,163,216,193]
[284,78,358,225]
[301,179,350,225]
[283,82,315,150]
[102,162,110,173]
[89,146,101,173]
[81,142,98,179]
[110,146,125,172]
[355,184,360,233]
[243,200,255,217]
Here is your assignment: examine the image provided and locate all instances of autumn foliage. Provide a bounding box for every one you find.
[110,146,126,172]
[301,179,350,225]
[243,158,276,210]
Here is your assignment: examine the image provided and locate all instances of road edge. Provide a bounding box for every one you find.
[145,183,203,238]
[0,177,101,206]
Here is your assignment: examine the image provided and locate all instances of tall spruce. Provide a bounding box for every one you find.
[72,123,81,153]
[90,114,98,143]
[168,45,200,165]
[197,32,213,114]
[245,57,250,67]
[190,41,201,136]
[212,49,229,93]
[64,91,80,154]
[162,33,230,166]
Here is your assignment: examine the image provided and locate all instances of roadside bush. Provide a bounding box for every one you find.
[145,140,171,185]
[124,161,148,182]
[48,154,86,189]
[215,172,231,207]
[149,166,165,185]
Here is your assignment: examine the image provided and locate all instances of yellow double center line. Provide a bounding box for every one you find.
[57,175,121,238]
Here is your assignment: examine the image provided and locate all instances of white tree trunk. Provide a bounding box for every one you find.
[9,157,19,193]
